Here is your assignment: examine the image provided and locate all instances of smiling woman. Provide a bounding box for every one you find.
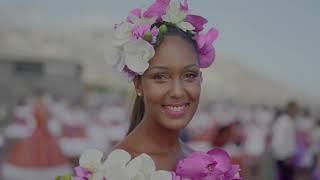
[57,0,240,179]
[128,26,202,134]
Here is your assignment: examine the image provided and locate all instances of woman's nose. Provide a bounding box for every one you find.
[169,79,185,99]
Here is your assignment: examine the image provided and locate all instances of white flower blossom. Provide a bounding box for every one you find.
[78,149,172,180]
[105,47,125,71]
[129,9,157,26]
[112,21,134,47]
[162,0,194,32]
[123,39,155,74]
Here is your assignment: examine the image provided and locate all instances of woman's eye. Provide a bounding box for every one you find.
[153,73,169,80]
[184,72,199,80]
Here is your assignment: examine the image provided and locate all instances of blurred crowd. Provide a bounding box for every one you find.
[0,89,319,180]
[185,101,320,180]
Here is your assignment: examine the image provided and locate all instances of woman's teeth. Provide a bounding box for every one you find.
[166,105,186,112]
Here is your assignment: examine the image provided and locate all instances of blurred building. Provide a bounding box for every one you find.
[0,57,83,121]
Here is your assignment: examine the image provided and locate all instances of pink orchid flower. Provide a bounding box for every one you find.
[123,65,138,81]
[195,28,219,68]
[73,166,92,180]
[132,25,159,43]
[132,24,150,39]
[179,0,208,32]
[180,0,189,13]
[127,7,160,43]
[173,148,241,180]
[143,0,170,19]
[127,8,142,23]
[186,15,208,32]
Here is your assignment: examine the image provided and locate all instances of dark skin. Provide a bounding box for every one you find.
[114,35,202,171]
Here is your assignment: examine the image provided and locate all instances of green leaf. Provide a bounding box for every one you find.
[62,174,72,180]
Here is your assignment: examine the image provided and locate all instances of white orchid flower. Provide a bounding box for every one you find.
[129,9,157,26]
[112,21,134,47]
[123,39,155,74]
[79,149,104,172]
[127,153,172,180]
[79,149,132,180]
[78,149,172,180]
[150,170,172,180]
[162,0,194,32]
[105,47,125,71]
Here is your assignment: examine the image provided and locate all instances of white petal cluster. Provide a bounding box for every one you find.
[162,0,194,32]
[79,149,172,180]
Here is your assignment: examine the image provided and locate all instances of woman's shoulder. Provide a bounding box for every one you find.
[112,139,141,157]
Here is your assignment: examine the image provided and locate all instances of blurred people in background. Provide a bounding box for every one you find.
[0,104,6,147]
[0,104,7,122]
[4,97,36,139]
[271,101,299,180]
[87,102,128,153]
[243,106,274,179]
[312,115,320,180]
[1,89,70,180]
[294,107,315,179]
[47,94,68,137]
[59,97,90,163]
[1,87,319,180]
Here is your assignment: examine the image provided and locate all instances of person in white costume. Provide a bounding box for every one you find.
[87,104,128,153]
[47,95,69,137]
[59,99,90,157]
[271,101,298,180]
[4,97,36,139]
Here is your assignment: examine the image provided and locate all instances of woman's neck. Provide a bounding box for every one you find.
[128,116,181,155]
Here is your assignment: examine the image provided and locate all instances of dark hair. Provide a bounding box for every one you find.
[127,94,145,134]
[154,23,197,50]
[126,25,198,135]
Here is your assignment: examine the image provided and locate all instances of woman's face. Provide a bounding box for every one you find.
[135,35,202,131]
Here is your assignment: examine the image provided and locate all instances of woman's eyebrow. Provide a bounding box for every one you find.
[149,64,198,71]
[184,64,198,69]
[148,66,169,71]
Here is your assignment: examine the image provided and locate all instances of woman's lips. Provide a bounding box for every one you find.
[161,103,189,118]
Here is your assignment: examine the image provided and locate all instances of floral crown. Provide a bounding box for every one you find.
[106,0,219,81]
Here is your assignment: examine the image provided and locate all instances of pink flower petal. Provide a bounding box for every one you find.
[151,26,160,43]
[132,24,150,39]
[180,0,189,12]
[143,0,170,18]
[74,166,91,178]
[207,148,232,173]
[186,15,208,32]
[195,28,218,68]
[225,165,242,179]
[205,28,219,45]
[195,34,207,49]
[199,46,214,68]
[127,8,142,23]
[151,26,160,36]
[176,152,216,179]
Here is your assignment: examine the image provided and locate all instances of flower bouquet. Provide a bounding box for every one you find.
[56,148,241,180]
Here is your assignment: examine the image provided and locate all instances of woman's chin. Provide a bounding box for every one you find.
[159,117,191,131]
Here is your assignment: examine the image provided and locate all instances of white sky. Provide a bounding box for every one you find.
[0,0,319,99]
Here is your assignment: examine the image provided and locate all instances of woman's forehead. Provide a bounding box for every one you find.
[149,36,198,68]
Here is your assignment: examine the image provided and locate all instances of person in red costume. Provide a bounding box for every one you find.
[2,89,71,180]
